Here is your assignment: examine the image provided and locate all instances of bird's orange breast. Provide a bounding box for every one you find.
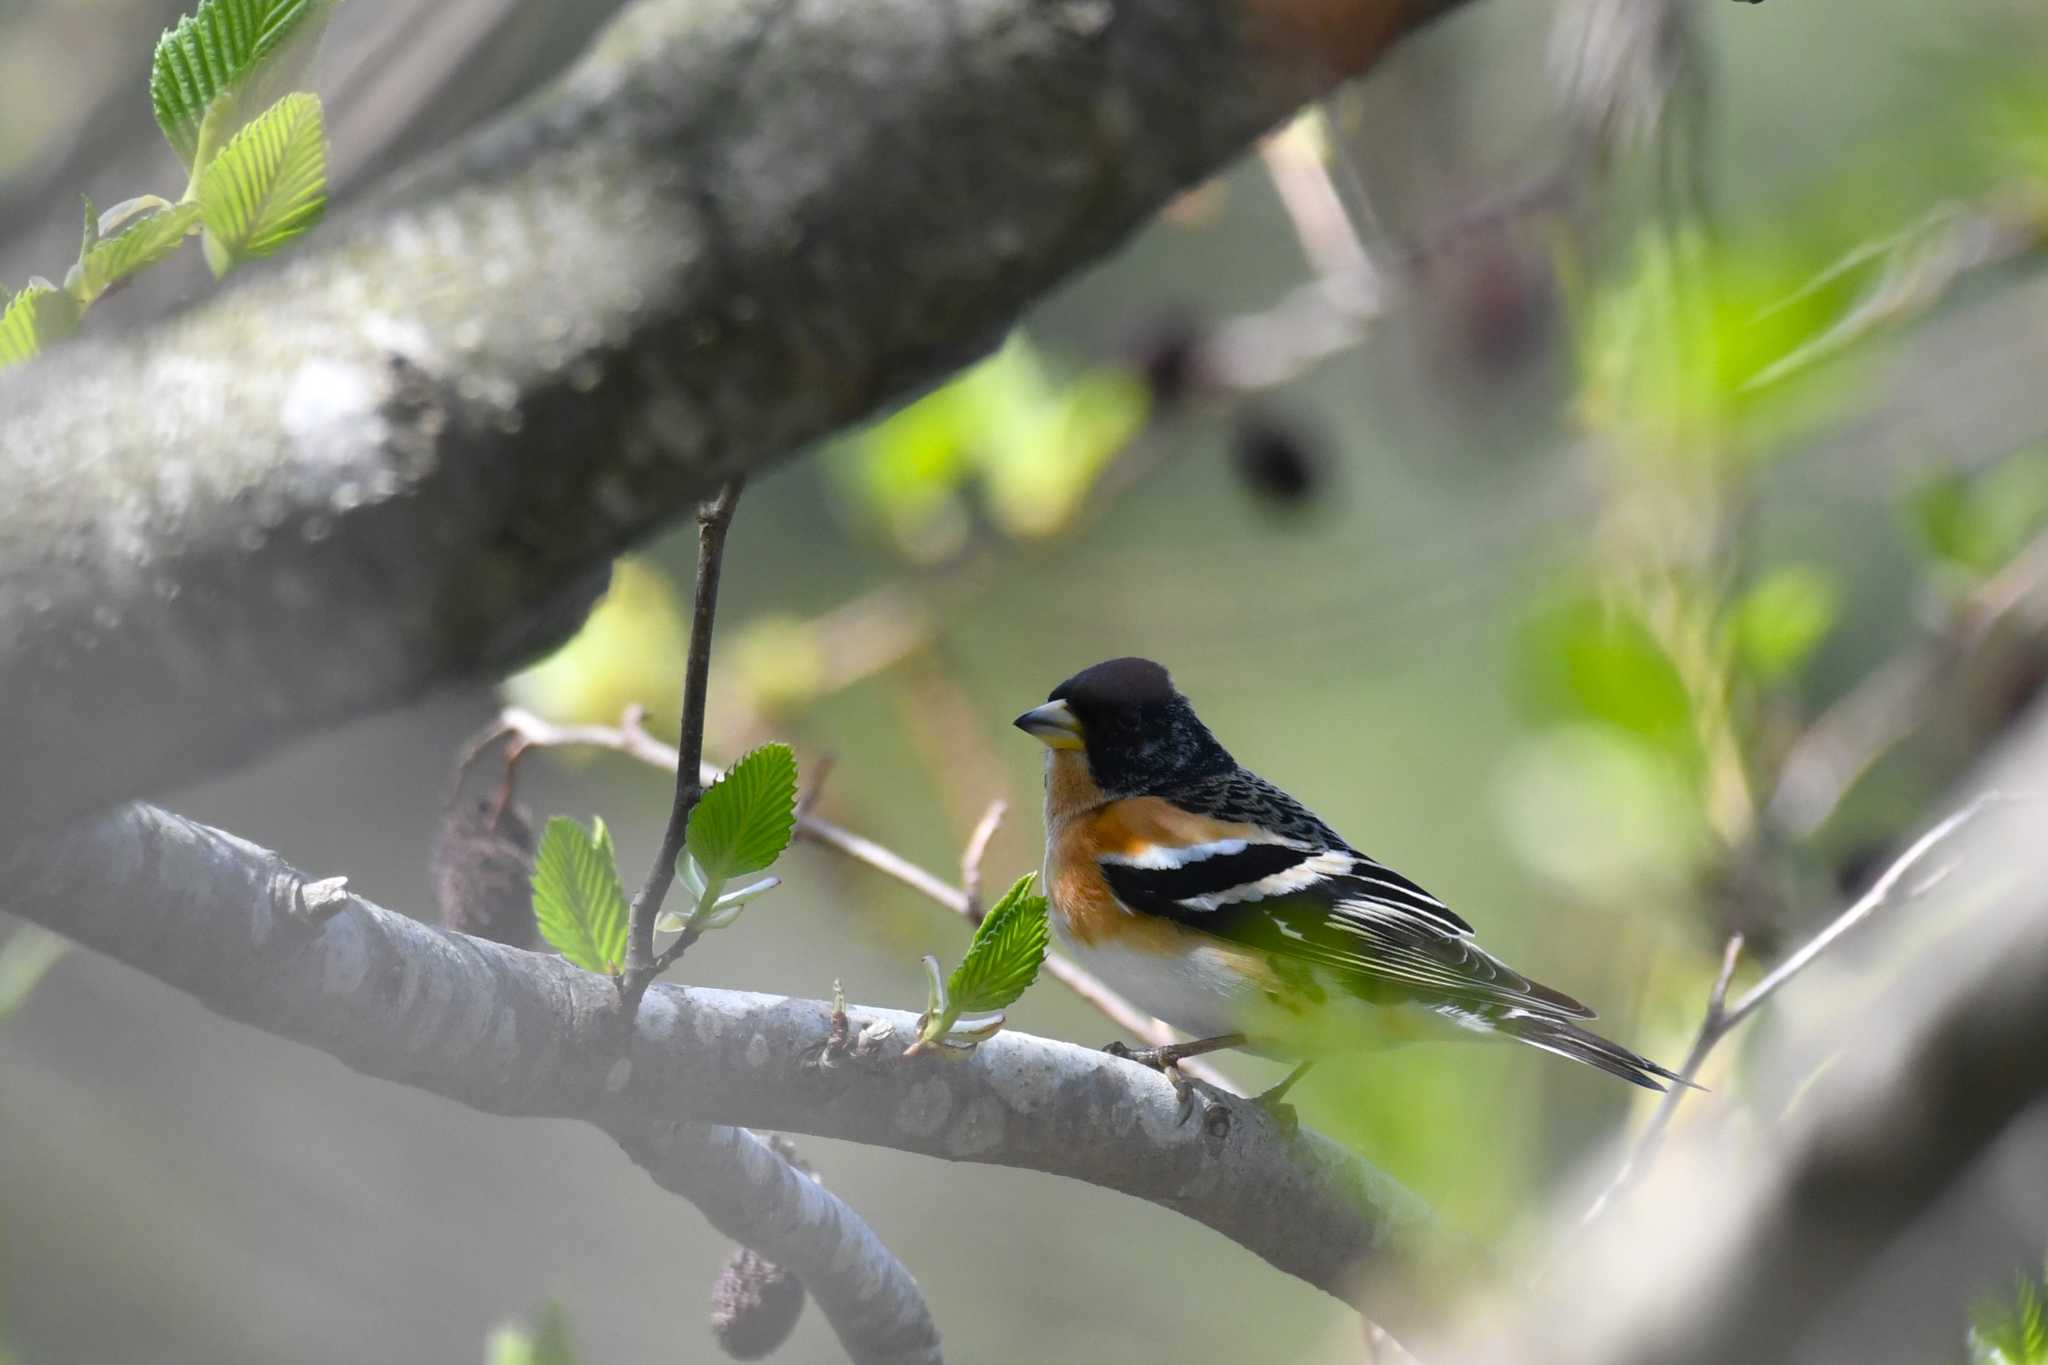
[1042,752,1264,949]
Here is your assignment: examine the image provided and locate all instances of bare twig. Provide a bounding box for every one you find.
[795,751,837,819]
[496,706,1241,1094]
[960,800,1007,923]
[1570,933,1743,1233]
[1572,795,1999,1233]
[622,478,744,1015]
[1260,113,1375,282]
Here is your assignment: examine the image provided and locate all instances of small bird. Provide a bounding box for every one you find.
[1013,657,1683,1109]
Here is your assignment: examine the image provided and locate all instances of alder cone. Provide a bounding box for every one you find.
[709,1247,807,1360]
[431,797,539,948]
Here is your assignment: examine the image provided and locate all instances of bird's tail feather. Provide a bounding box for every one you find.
[1490,1011,1694,1092]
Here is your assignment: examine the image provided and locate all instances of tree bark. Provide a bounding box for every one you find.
[0,0,1467,845]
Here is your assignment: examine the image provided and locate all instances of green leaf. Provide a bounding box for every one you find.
[0,281,81,371]
[685,743,798,883]
[531,816,630,975]
[1730,564,1839,683]
[151,0,334,169]
[0,928,68,1021]
[198,92,327,277]
[68,203,201,307]
[947,874,1050,1016]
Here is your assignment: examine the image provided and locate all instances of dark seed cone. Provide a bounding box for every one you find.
[1134,315,1204,413]
[431,797,539,948]
[709,1246,807,1360]
[1230,410,1322,505]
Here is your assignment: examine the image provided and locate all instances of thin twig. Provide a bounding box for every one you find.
[498,707,1240,1093]
[1572,795,1998,1233]
[795,752,838,820]
[1571,934,1743,1232]
[621,478,744,1014]
[960,800,1007,924]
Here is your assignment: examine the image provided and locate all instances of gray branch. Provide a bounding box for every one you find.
[0,0,1468,843]
[2,803,1429,1321]
[607,1119,942,1364]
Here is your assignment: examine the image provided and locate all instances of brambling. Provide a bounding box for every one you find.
[1014,657,1683,1109]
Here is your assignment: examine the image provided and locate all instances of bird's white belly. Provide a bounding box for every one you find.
[1058,923,1475,1057]
[1056,933,1260,1044]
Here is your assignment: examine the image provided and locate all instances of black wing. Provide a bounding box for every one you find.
[1102,770,1593,1019]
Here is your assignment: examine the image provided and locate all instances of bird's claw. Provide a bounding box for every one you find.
[1101,1041,1199,1125]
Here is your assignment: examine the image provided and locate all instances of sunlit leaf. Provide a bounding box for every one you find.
[0,281,81,371]
[151,0,334,169]
[1968,1259,2048,1365]
[686,743,798,884]
[531,816,630,975]
[69,203,201,306]
[947,874,1049,1016]
[198,92,327,276]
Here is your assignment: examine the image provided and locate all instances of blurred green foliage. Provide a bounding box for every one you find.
[1909,446,2048,586]
[829,332,1149,561]
[485,1303,579,1365]
[503,558,690,735]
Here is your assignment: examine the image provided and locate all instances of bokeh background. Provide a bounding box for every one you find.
[5,0,2048,1361]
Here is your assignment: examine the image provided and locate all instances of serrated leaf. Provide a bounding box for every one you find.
[685,743,797,883]
[0,281,81,371]
[947,874,1049,1016]
[151,0,333,169]
[531,816,630,975]
[69,203,200,307]
[198,92,327,276]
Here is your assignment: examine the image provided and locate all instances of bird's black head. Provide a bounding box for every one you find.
[1013,657,1233,796]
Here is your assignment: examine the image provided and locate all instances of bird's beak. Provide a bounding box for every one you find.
[1013,699,1085,750]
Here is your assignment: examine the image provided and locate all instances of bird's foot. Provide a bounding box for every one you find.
[1102,1041,1200,1124]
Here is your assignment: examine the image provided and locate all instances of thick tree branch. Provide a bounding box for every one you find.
[606,1119,941,1364]
[0,0,1471,845]
[2,803,1430,1319]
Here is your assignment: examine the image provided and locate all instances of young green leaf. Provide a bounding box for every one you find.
[946,874,1050,1016]
[0,281,81,371]
[685,743,798,883]
[198,92,327,277]
[530,816,630,975]
[68,203,201,307]
[151,0,334,170]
